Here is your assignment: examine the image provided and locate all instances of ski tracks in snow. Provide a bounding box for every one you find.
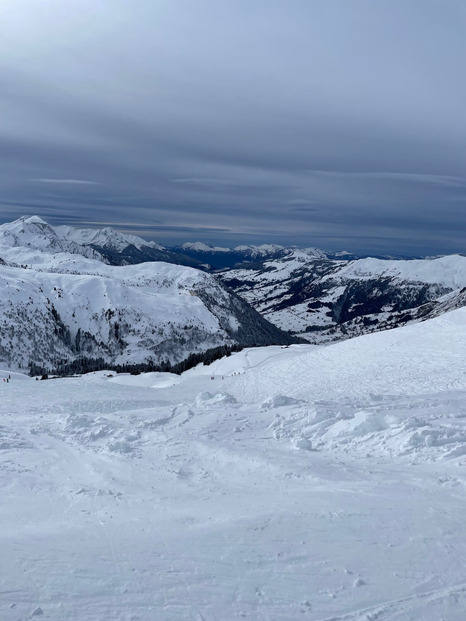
[321,581,466,621]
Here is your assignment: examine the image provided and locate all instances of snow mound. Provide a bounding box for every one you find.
[292,436,313,451]
[261,394,302,410]
[324,410,388,438]
[270,392,466,461]
[196,392,238,407]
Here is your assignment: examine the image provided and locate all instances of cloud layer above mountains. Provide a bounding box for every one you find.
[1,0,465,254]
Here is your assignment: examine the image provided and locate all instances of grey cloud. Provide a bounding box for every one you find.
[29,179,101,185]
[0,1,465,254]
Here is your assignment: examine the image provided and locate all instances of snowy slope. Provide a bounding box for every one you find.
[221,252,466,342]
[333,254,466,290]
[1,310,466,619]
[221,307,466,402]
[0,249,295,373]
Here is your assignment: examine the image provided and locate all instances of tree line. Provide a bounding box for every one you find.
[28,343,243,379]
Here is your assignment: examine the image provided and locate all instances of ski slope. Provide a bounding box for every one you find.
[1,309,466,620]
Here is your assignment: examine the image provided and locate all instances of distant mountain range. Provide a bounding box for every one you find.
[0,216,300,270]
[173,242,300,270]
[0,215,433,270]
[219,250,466,343]
[0,216,464,371]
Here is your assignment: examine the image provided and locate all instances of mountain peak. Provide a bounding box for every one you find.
[18,215,48,225]
[0,214,57,242]
[0,215,101,260]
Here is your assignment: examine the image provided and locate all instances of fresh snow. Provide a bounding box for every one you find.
[1,309,466,619]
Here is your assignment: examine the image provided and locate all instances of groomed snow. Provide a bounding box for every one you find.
[1,309,466,620]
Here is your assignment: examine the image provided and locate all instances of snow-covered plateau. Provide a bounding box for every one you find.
[1,308,466,620]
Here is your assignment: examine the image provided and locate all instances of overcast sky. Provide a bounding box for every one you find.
[1,0,465,254]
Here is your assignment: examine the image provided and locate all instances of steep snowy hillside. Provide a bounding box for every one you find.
[0,251,296,374]
[220,251,466,342]
[1,309,466,620]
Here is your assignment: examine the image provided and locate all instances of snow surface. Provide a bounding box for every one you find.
[1,309,466,620]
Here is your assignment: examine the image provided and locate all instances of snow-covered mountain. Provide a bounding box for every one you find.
[55,224,165,253]
[0,245,296,374]
[180,241,233,253]
[56,222,203,268]
[1,216,464,355]
[175,242,429,269]
[220,250,466,342]
[0,216,205,268]
[0,217,329,271]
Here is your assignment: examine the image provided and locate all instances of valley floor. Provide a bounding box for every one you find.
[1,309,466,620]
